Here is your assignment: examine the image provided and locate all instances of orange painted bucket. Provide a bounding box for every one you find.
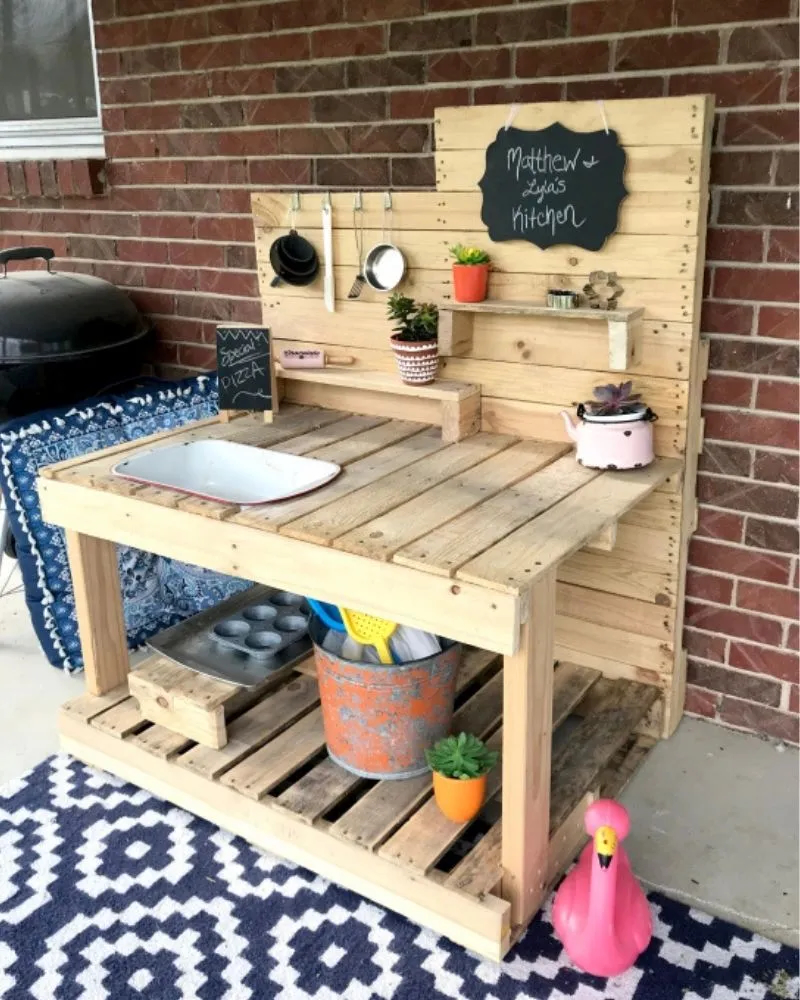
[310,616,461,780]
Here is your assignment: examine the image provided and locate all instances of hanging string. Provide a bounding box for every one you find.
[597,100,610,134]
[504,102,521,130]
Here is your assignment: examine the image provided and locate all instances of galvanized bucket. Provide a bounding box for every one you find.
[309,616,461,780]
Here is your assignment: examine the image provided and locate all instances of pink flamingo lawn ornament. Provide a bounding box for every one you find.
[553,799,652,977]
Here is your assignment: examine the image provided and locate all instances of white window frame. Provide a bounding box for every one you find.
[0,0,105,161]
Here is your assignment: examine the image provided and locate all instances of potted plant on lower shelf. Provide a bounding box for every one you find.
[426,732,499,823]
[387,292,439,386]
[449,244,491,303]
[560,381,658,470]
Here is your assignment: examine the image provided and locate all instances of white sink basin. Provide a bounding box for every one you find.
[113,439,341,505]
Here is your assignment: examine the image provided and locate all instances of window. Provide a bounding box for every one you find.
[0,0,104,161]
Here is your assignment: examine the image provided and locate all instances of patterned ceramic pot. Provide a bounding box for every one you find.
[390,335,439,385]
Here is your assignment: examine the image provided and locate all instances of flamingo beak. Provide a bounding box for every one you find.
[594,825,617,870]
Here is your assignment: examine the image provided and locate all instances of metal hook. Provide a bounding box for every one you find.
[354,190,363,211]
[290,191,300,211]
[322,191,332,211]
[383,191,392,211]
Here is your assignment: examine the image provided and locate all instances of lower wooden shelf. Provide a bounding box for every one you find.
[61,648,657,960]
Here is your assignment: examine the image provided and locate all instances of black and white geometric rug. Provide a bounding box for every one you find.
[1,755,797,999]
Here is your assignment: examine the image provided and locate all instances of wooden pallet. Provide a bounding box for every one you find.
[63,647,657,959]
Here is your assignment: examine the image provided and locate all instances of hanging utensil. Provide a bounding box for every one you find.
[269,192,318,288]
[347,191,366,299]
[340,608,397,665]
[363,191,406,293]
[322,192,335,313]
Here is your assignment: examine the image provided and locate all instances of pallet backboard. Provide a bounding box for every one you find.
[251,94,714,736]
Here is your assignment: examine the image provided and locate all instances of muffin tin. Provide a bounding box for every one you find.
[210,591,310,660]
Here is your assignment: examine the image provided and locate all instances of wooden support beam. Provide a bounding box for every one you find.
[65,531,129,696]
[584,522,618,553]
[501,570,555,929]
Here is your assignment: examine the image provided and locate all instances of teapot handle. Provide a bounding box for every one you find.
[644,407,658,422]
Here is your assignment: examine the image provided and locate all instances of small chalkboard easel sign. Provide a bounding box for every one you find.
[216,325,278,424]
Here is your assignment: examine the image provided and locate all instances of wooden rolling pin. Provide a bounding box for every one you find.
[279,349,355,368]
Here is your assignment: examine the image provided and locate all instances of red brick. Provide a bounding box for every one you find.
[217,131,280,158]
[276,61,349,92]
[68,235,115,261]
[729,641,800,683]
[723,109,799,146]
[789,624,799,651]
[517,41,609,78]
[737,581,799,619]
[96,51,120,77]
[685,601,784,645]
[702,373,753,407]
[615,31,719,71]
[745,517,798,555]
[106,134,159,159]
[719,696,799,744]
[688,661,782,707]
[346,0,421,16]
[120,46,180,76]
[669,68,782,107]
[706,227,764,263]
[786,68,799,102]
[571,0,671,34]
[710,150,772,187]
[272,0,341,30]
[756,379,798,414]
[248,159,312,186]
[140,215,195,240]
[429,49,512,83]
[790,685,799,714]
[168,243,225,268]
[713,266,798,304]
[154,317,207,343]
[312,24,385,58]
[684,627,727,663]
[698,473,798,519]
[690,537,791,584]
[229,299,263,325]
[703,409,798,450]
[699,441,752,478]
[390,15,472,51]
[208,67,275,99]
[0,163,10,198]
[719,191,798,229]
[180,40,244,72]
[474,82,564,104]
[709,339,797,377]
[391,156,436,187]
[143,266,197,292]
[390,88,468,120]
[207,4,273,36]
[93,262,145,287]
[178,343,217,369]
[176,294,234,321]
[56,161,76,198]
[127,290,175,316]
[753,449,799,486]
[767,229,799,265]
[240,32,311,66]
[686,569,734,605]
[685,684,720,718]
[565,77,664,100]
[728,21,798,63]
[196,270,259,298]
[185,160,248,185]
[757,306,798,340]
[700,301,754,336]
[475,7,567,45]
[123,161,188,186]
[696,507,744,543]
[22,164,42,198]
[246,97,311,127]
[316,156,390,187]
[181,102,245,130]
[195,217,253,243]
[350,123,429,154]
[276,127,348,156]
[94,18,149,49]
[219,190,251,215]
[150,72,209,102]
[677,0,790,23]
[775,150,799,187]
[225,245,256,270]
[117,239,170,264]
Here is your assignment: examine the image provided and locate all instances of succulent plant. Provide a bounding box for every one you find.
[387,292,439,343]
[425,732,499,780]
[584,381,644,416]
[449,244,491,265]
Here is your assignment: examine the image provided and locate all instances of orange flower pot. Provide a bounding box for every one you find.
[452,263,489,303]
[432,771,487,823]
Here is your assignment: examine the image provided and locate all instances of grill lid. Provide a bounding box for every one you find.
[0,246,147,363]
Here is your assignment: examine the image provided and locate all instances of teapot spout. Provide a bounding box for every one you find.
[560,409,579,442]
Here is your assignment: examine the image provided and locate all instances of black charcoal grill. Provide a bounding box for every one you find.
[0,246,152,420]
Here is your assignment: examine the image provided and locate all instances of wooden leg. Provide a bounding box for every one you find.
[65,531,129,696]
[501,569,555,928]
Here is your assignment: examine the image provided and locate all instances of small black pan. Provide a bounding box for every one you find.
[269,230,319,287]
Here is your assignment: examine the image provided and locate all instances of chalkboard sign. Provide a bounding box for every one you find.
[479,123,628,251]
[216,325,274,415]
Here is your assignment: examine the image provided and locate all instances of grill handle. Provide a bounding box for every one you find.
[0,246,55,277]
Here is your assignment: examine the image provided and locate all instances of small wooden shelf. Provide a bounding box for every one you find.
[63,647,657,960]
[442,300,644,372]
[276,366,480,442]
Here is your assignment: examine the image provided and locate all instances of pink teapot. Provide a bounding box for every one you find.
[560,403,657,470]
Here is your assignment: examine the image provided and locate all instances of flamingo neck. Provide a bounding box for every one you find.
[588,852,617,928]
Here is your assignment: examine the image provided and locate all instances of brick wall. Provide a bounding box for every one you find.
[1,0,797,742]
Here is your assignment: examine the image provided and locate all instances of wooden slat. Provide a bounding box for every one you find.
[62,683,129,723]
[559,547,677,605]
[275,647,500,824]
[549,679,660,830]
[253,189,703,236]
[128,725,192,760]
[557,583,674,640]
[278,367,478,401]
[445,301,642,323]
[176,674,320,779]
[434,97,707,148]
[457,459,681,593]
[334,440,567,560]
[282,380,445,427]
[436,145,703,194]
[551,662,602,727]
[281,432,517,546]
[393,455,599,576]
[232,425,444,532]
[444,821,503,898]
[90,698,147,739]
[329,662,505,850]
[273,414,389,455]
[219,707,325,799]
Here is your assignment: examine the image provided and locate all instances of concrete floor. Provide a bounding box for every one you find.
[0,567,797,948]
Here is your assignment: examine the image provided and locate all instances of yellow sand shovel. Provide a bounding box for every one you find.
[340,609,397,665]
